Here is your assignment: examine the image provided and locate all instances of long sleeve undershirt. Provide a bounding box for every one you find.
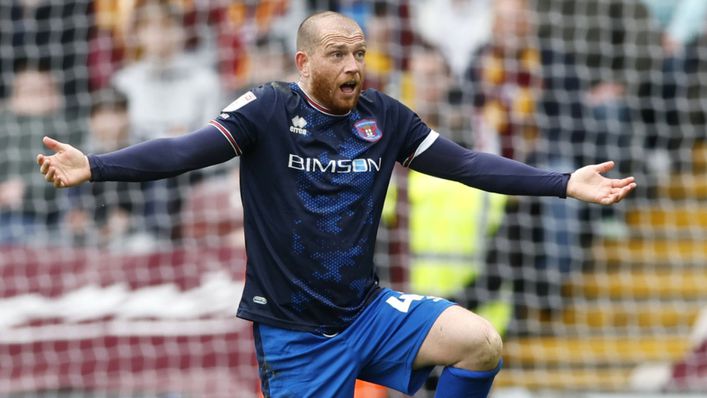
[88,126,235,182]
[410,136,569,197]
[89,126,569,198]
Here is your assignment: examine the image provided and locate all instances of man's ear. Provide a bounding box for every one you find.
[295,51,310,78]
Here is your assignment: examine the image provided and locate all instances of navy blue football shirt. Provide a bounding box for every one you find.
[211,82,435,333]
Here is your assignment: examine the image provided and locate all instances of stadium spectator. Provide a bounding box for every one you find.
[111,1,223,241]
[37,11,636,396]
[239,36,297,92]
[0,65,80,244]
[640,0,707,58]
[400,45,462,141]
[112,1,221,141]
[88,0,132,91]
[0,0,91,112]
[339,1,398,92]
[538,0,654,180]
[564,0,699,231]
[89,0,221,90]
[409,0,493,80]
[63,89,155,251]
[637,0,707,173]
[211,0,307,92]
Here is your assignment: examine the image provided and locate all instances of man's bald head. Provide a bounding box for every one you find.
[296,11,363,54]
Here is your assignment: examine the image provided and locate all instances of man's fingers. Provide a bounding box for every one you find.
[40,159,50,175]
[612,184,634,203]
[45,167,67,188]
[600,196,615,205]
[599,183,635,205]
[623,183,637,195]
[601,192,622,206]
[613,176,635,188]
[618,181,637,193]
[42,136,65,153]
[45,167,56,182]
[594,161,615,174]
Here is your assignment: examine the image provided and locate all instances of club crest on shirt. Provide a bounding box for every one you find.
[353,119,382,142]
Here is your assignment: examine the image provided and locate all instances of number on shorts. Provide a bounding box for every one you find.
[386,294,424,313]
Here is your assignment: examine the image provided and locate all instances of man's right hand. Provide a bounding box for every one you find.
[37,136,91,188]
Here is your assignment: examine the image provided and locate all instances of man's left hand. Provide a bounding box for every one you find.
[567,161,636,205]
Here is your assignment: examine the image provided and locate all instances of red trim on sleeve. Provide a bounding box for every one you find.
[209,120,242,156]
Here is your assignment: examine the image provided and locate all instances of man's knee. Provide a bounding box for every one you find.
[477,320,503,369]
[457,315,503,371]
[415,306,503,371]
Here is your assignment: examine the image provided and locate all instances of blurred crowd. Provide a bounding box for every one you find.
[1,0,706,332]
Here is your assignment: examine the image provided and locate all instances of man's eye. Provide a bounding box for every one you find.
[355,51,366,59]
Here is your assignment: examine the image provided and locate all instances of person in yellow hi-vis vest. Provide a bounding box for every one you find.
[407,171,511,334]
[409,171,502,296]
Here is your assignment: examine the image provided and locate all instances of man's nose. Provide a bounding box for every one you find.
[343,53,360,74]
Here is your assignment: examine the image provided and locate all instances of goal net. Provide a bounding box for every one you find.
[1,0,706,397]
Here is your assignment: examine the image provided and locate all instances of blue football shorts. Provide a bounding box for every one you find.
[254,288,455,397]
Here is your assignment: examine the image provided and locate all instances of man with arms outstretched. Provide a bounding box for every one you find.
[38,11,635,398]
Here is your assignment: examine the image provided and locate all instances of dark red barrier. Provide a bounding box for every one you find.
[0,245,259,397]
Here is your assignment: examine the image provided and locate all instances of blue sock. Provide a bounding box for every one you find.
[434,359,503,398]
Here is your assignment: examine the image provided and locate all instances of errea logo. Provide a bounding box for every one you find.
[290,115,308,135]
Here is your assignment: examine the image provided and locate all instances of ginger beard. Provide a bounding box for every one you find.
[309,63,363,115]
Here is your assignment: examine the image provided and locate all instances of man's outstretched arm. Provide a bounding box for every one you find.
[409,135,636,205]
[37,126,236,188]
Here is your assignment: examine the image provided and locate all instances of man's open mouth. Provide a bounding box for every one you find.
[340,81,357,94]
